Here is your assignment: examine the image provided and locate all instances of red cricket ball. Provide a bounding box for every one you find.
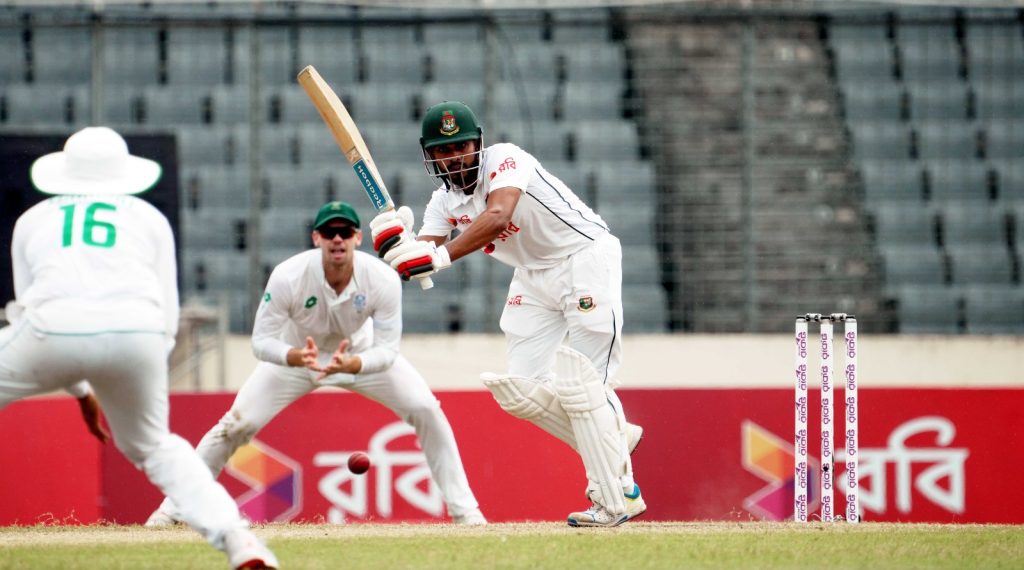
[348,452,371,474]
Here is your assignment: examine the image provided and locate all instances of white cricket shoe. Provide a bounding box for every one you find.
[626,423,644,455]
[567,484,647,527]
[143,507,179,528]
[452,508,487,525]
[224,528,279,570]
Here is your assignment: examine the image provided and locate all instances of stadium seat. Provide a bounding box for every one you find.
[561,81,623,121]
[261,127,301,166]
[993,160,1024,202]
[598,203,653,246]
[551,9,612,43]
[938,203,1008,247]
[0,26,24,84]
[176,125,250,167]
[180,208,246,250]
[915,122,980,160]
[860,160,925,204]
[841,81,904,122]
[559,42,626,85]
[984,121,1024,160]
[166,26,229,85]
[2,84,85,127]
[348,83,418,124]
[962,284,1024,334]
[298,26,358,85]
[925,159,991,202]
[973,82,1024,121]
[622,284,668,333]
[31,26,91,85]
[890,284,962,334]
[362,47,426,84]
[500,43,559,84]
[905,81,969,121]
[946,244,1015,285]
[426,42,485,84]
[573,120,640,162]
[210,85,252,125]
[101,27,160,85]
[621,245,661,286]
[235,27,295,87]
[143,86,211,125]
[259,209,315,250]
[896,23,962,82]
[964,19,1024,82]
[262,165,339,209]
[878,244,946,284]
[869,204,937,246]
[848,123,913,160]
[831,42,894,83]
[181,165,252,209]
[593,161,657,206]
[268,85,325,125]
[422,81,485,115]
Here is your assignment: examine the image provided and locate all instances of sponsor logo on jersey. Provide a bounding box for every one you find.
[497,157,516,172]
[305,296,318,308]
[507,294,523,306]
[496,221,520,242]
[354,293,367,312]
[578,296,595,312]
[484,243,495,254]
[263,292,271,303]
[440,111,460,136]
[456,215,472,225]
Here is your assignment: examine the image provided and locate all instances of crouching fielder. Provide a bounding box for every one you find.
[1,127,276,569]
[371,102,646,526]
[146,201,484,527]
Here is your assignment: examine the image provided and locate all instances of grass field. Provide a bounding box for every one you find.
[1,522,1022,569]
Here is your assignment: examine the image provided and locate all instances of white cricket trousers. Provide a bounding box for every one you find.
[0,321,246,548]
[157,354,479,519]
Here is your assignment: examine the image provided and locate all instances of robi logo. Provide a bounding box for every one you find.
[224,440,303,523]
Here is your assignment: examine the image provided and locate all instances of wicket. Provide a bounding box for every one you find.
[794,313,859,523]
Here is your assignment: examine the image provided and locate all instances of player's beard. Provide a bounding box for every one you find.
[445,163,480,194]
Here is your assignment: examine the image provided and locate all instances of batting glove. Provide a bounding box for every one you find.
[369,206,415,259]
[384,240,452,281]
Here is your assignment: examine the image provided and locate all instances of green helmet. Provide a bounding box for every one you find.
[420,101,483,150]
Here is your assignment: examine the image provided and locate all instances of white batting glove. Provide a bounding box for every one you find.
[384,240,452,282]
[369,206,415,259]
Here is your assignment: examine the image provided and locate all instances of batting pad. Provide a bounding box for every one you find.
[553,347,628,515]
[481,372,577,449]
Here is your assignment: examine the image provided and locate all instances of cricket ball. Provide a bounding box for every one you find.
[348,452,371,474]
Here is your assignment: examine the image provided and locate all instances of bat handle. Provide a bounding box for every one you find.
[419,276,434,290]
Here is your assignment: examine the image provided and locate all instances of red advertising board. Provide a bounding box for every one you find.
[2,388,1022,525]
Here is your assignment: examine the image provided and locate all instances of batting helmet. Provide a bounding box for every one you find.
[420,101,483,150]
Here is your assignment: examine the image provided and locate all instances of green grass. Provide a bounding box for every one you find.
[1,522,1022,569]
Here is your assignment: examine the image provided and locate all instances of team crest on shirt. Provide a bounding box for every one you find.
[305,296,318,309]
[263,292,271,303]
[440,111,460,136]
[577,296,596,312]
[354,293,367,312]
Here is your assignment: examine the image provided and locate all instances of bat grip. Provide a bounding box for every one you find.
[419,277,434,290]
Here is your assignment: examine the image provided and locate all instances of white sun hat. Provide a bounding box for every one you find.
[30,126,162,196]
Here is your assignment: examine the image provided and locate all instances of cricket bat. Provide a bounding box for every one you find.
[297,64,432,289]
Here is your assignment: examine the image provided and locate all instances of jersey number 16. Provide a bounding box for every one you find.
[60,202,117,248]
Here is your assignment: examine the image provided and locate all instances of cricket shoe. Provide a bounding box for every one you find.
[452,508,487,525]
[224,528,279,570]
[626,423,644,455]
[567,484,646,527]
[143,506,180,528]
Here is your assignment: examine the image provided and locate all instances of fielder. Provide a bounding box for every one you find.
[146,201,485,526]
[0,127,277,569]
[370,102,646,526]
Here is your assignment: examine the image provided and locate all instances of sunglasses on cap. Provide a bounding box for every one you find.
[317,225,358,240]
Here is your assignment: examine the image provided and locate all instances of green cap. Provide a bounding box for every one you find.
[420,101,483,149]
[313,201,360,229]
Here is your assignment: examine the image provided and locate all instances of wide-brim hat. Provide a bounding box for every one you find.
[30,126,162,196]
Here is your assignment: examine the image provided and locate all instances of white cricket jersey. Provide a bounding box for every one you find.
[251,249,402,375]
[10,195,178,340]
[418,143,609,270]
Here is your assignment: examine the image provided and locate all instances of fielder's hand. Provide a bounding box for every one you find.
[315,339,362,381]
[384,240,451,282]
[370,206,415,259]
[77,392,110,444]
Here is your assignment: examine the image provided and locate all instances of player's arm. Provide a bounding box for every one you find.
[251,269,301,366]
[67,381,110,443]
[435,186,520,262]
